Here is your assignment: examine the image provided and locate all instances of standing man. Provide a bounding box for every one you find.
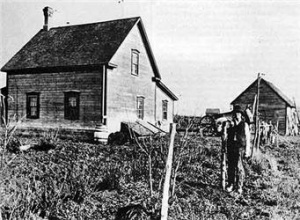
[226,105,251,194]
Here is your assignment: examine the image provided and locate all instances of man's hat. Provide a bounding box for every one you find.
[232,105,244,114]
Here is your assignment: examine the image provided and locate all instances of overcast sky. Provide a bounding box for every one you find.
[1,0,300,115]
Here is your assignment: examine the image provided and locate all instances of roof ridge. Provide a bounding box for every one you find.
[50,16,140,30]
[231,77,294,107]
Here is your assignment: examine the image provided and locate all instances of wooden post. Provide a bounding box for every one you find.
[252,73,261,157]
[221,135,227,190]
[257,122,261,151]
[276,120,279,148]
[293,97,300,126]
[0,94,2,127]
[148,153,153,197]
[250,95,257,157]
[161,123,176,220]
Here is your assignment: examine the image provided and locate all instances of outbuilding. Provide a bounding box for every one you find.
[231,77,298,135]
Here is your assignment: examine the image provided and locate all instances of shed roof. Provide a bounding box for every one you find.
[231,78,295,107]
[1,17,161,80]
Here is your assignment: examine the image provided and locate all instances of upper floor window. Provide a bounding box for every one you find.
[65,91,80,120]
[131,49,139,76]
[137,96,144,119]
[26,92,40,119]
[162,100,168,120]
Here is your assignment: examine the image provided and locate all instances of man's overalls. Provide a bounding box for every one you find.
[227,120,247,192]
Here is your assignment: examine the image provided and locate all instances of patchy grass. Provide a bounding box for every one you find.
[0,133,300,219]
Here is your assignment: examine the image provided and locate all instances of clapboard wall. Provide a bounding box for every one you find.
[7,70,103,129]
[107,24,156,132]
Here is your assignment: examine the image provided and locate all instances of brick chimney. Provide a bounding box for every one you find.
[43,6,52,31]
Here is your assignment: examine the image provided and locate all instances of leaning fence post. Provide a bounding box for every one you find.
[161,123,176,220]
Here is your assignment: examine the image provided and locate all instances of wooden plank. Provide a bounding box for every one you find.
[161,123,176,220]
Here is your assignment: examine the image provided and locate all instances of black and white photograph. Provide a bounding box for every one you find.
[0,1,300,219]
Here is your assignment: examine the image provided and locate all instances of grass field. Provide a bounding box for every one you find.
[0,131,300,219]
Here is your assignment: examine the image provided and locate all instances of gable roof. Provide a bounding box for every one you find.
[265,79,295,107]
[1,17,161,80]
[231,78,294,107]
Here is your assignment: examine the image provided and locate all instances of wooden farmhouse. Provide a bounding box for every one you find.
[231,77,299,135]
[0,10,178,136]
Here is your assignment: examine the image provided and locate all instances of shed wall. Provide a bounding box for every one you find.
[232,80,287,134]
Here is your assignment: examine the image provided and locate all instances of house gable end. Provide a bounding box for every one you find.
[109,18,161,80]
[106,21,158,130]
[109,21,177,102]
[136,19,161,80]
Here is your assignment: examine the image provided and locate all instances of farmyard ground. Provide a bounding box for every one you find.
[0,132,299,219]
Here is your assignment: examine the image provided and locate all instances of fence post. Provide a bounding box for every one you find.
[161,123,176,220]
[221,138,227,190]
[0,95,2,127]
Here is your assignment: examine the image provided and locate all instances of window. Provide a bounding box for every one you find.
[131,49,139,76]
[65,92,80,120]
[137,96,144,119]
[27,93,40,119]
[162,100,168,120]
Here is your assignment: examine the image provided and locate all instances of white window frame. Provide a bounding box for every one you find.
[131,49,140,76]
[162,100,168,120]
[137,96,145,119]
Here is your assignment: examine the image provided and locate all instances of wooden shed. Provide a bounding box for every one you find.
[231,77,298,135]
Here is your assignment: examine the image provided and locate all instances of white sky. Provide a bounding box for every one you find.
[1,0,300,115]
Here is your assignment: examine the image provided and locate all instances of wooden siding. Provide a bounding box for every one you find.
[155,86,174,132]
[232,79,287,134]
[0,87,7,126]
[107,25,156,132]
[5,21,175,134]
[7,70,103,129]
